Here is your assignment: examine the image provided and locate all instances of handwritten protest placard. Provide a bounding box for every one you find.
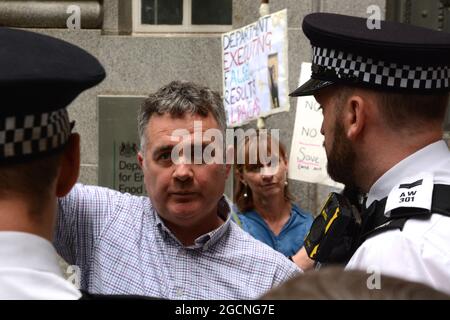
[288,62,343,188]
[222,9,289,127]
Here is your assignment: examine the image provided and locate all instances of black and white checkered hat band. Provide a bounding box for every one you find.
[0,109,71,160]
[312,46,450,91]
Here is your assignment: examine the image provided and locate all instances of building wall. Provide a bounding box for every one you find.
[1,0,386,213]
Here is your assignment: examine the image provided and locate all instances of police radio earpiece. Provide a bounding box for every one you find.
[303,187,364,265]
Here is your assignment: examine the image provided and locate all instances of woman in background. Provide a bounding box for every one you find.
[233,131,313,258]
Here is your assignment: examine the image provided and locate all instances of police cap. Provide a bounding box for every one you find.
[0,27,105,162]
[290,13,450,97]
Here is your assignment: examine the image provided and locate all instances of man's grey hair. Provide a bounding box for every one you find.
[138,81,227,151]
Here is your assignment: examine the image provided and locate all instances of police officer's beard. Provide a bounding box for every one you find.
[326,121,358,189]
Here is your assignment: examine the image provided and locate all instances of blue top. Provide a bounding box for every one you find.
[233,204,313,257]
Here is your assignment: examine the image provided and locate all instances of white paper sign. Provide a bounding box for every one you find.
[222,9,289,127]
[288,62,342,188]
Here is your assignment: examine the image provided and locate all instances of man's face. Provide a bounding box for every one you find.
[138,112,230,228]
[315,87,358,188]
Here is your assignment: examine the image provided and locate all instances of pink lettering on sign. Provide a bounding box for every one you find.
[227,97,261,125]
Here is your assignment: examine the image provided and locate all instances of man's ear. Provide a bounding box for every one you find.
[56,133,80,197]
[343,94,366,141]
[224,145,234,178]
[137,151,144,169]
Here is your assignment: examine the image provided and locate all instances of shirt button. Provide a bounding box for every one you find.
[176,288,184,297]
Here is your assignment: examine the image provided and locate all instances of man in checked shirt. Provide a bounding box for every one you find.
[54,80,300,299]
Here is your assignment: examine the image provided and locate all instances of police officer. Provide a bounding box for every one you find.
[0,27,105,299]
[290,13,450,295]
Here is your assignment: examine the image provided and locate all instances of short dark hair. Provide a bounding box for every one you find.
[376,92,449,129]
[337,86,449,130]
[138,81,226,151]
[0,152,63,211]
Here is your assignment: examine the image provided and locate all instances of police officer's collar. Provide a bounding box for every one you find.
[366,140,450,208]
[0,231,63,276]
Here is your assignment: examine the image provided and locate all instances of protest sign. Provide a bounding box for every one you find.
[222,9,289,126]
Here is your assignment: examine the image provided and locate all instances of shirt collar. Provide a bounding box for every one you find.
[0,231,63,276]
[154,196,232,250]
[366,140,450,207]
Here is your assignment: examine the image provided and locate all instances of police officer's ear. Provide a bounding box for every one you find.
[56,133,80,197]
[342,92,368,142]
